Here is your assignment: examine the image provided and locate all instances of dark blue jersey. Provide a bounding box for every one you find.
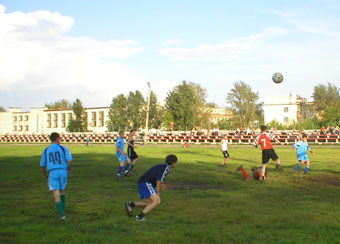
[138,164,170,187]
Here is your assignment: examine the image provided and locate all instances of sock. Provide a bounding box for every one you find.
[125,163,131,172]
[241,168,248,179]
[130,202,135,207]
[56,201,65,217]
[304,166,310,173]
[118,166,123,175]
[131,164,135,170]
[60,194,66,208]
[295,164,301,171]
[138,212,145,217]
[254,171,262,179]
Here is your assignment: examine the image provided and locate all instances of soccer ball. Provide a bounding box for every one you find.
[272,72,283,84]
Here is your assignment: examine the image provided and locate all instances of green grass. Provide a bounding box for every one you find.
[1,144,340,244]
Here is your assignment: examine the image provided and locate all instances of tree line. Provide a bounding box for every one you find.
[3,80,337,131]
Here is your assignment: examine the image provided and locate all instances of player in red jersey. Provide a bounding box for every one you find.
[253,125,284,181]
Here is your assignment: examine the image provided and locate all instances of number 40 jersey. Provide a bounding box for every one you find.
[40,144,73,172]
[253,132,275,150]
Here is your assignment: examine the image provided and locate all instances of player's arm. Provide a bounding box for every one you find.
[41,166,48,179]
[67,160,73,174]
[308,147,316,156]
[253,138,258,148]
[156,180,163,196]
[219,141,222,151]
[274,137,284,146]
[116,143,127,156]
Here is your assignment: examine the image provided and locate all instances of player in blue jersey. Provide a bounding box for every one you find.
[40,132,73,219]
[116,131,132,178]
[125,154,177,221]
[292,134,316,174]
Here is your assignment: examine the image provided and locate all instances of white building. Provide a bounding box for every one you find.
[0,107,109,134]
[263,95,299,124]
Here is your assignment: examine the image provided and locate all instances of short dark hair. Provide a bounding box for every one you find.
[260,125,268,132]
[130,129,135,133]
[165,154,177,165]
[50,132,60,142]
[302,133,307,138]
[119,131,124,135]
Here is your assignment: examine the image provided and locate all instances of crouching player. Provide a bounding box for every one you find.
[125,154,178,221]
[293,134,316,174]
[40,132,73,219]
[236,165,268,181]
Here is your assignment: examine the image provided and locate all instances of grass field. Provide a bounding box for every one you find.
[1,144,340,244]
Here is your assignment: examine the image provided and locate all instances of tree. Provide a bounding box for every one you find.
[165,81,202,130]
[0,106,5,112]
[148,91,164,129]
[312,83,340,125]
[127,90,145,129]
[67,98,87,132]
[107,94,129,131]
[45,99,72,109]
[226,81,260,128]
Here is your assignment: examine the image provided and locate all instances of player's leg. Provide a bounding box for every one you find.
[236,165,248,179]
[304,158,311,174]
[124,157,132,176]
[136,195,161,221]
[294,160,304,172]
[272,150,283,171]
[117,155,125,178]
[49,170,65,218]
[261,150,270,180]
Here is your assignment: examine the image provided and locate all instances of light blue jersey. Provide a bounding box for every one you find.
[293,141,310,158]
[116,137,125,156]
[40,144,73,172]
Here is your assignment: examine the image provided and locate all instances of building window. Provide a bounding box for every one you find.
[53,113,58,128]
[68,113,73,122]
[24,115,29,121]
[47,114,52,128]
[92,112,97,127]
[13,116,17,122]
[25,125,29,131]
[284,107,289,113]
[284,117,289,123]
[13,125,17,131]
[19,115,23,121]
[99,111,104,127]
[61,113,66,128]
[19,125,23,131]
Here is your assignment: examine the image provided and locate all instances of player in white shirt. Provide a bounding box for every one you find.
[219,134,232,167]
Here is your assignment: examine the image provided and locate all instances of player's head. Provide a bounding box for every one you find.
[50,132,61,143]
[223,134,228,139]
[165,154,177,168]
[302,133,308,141]
[260,125,268,132]
[130,129,135,135]
[119,131,124,137]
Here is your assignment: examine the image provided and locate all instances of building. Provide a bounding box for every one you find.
[209,107,233,124]
[0,107,109,134]
[263,95,313,124]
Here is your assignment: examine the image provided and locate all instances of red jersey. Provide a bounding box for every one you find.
[253,132,275,150]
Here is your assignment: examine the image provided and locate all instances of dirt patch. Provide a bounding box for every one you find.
[307,175,340,187]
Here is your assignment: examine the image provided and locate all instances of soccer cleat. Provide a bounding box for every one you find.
[125,201,133,217]
[124,172,131,177]
[131,165,136,171]
[136,215,147,222]
[236,165,243,171]
[60,216,66,220]
[117,173,122,179]
[275,164,284,172]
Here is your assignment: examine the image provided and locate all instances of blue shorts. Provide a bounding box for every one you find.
[48,169,68,191]
[298,154,309,162]
[138,183,157,199]
[117,153,130,162]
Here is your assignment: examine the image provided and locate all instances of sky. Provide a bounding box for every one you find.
[0,0,339,110]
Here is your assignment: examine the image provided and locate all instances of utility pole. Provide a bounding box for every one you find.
[144,82,151,144]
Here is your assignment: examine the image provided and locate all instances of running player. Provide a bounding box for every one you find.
[125,154,178,221]
[236,165,268,181]
[116,131,132,178]
[219,134,231,167]
[292,134,316,174]
[253,125,284,181]
[40,132,73,219]
[127,130,139,171]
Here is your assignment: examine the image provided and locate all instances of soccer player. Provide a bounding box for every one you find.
[40,132,73,219]
[292,134,316,174]
[127,130,139,171]
[116,131,131,178]
[219,134,231,167]
[253,125,284,181]
[236,165,268,181]
[125,154,178,221]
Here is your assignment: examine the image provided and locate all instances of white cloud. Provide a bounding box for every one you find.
[0,5,145,101]
[159,27,288,62]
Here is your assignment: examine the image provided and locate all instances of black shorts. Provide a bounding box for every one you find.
[128,147,138,160]
[222,150,230,158]
[262,149,278,164]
